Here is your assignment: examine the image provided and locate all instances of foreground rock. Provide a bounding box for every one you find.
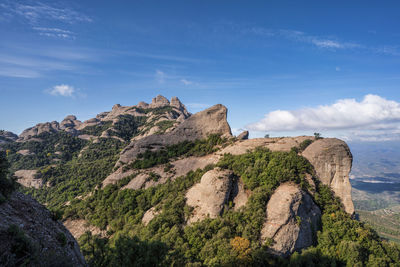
[302,138,354,214]
[261,183,321,257]
[0,192,85,266]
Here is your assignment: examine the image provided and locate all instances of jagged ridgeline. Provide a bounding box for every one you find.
[1,95,400,266]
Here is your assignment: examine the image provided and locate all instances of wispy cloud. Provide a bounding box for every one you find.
[1,1,92,24]
[33,27,75,39]
[47,84,75,97]
[247,94,400,141]
[180,79,193,85]
[277,29,361,50]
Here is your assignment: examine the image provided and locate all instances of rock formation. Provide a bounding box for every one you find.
[0,130,18,145]
[185,168,247,224]
[186,168,235,224]
[237,130,249,140]
[302,138,354,214]
[18,121,61,141]
[0,192,85,266]
[117,104,232,166]
[261,183,321,257]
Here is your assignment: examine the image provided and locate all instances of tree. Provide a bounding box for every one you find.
[314,132,322,139]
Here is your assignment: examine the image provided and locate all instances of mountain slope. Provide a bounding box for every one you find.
[1,95,399,266]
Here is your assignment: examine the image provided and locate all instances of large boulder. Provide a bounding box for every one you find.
[302,138,354,214]
[117,104,232,165]
[186,168,235,224]
[261,183,321,257]
[0,192,86,266]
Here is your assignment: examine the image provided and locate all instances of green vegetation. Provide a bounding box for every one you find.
[21,138,123,210]
[80,121,113,136]
[111,115,147,141]
[0,151,17,202]
[2,224,38,266]
[62,148,400,266]
[124,134,227,171]
[3,132,87,171]
[155,120,175,134]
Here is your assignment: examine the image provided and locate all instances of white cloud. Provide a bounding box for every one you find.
[48,84,75,97]
[247,94,400,133]
[180,79,192,85]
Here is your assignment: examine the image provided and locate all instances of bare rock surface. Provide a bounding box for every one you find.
[17,149,33,156]
[0,130,18,145]
[0,192,86,266]
[117,104,232,166]
[18,121,60,141]
[186,168,235,224]
[302,138,354,214]
[219,136,314,155]
[142,207,161,226]
[14,170,42,189]
[63,219,106,240]
[237,130,249,140]
[261,183,321,257]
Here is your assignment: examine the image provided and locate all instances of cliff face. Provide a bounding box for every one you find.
[302,138,354,214]
[0,192,85,266]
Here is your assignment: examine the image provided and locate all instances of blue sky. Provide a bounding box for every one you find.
[1,0,400,141]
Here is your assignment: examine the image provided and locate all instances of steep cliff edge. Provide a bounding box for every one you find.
[302,138,354,214]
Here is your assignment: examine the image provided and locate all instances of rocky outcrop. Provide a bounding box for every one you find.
[0,130,18,145]
[261,183,321,257]
[117,104,232,166]
[142,207,161,226]
[60,115,82,135]
[63,219,106,240]
[237,131,249,140]
[185,168,247,224]
[186,168,235,224]
[0,192,85,266]
[18,121,60,141]
[14,170,42,189]
[302,138,354,214]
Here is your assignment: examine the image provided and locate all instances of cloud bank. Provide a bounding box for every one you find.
[247,94,400,134]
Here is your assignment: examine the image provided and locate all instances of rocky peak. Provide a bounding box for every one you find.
[18,121,61,141]
[149,95,170,108]
[117,104,232,165]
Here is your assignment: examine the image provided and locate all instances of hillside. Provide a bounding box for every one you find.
[1,95,400,266]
